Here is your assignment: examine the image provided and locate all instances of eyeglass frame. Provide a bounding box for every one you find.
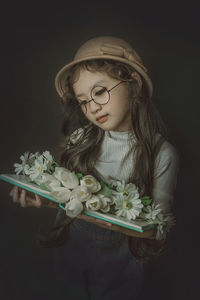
[76,80,125,113]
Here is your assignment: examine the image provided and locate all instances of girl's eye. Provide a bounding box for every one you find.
[94,87,107,97]
[79,100,88,106]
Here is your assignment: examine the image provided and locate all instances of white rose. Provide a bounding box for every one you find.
[98,192,115,205]
[65,199,83,218]
[98,195,111,213]
[70,186,91,202]
[110,180,126,193]
[34,173,61,191]
[54,167,79,189]
[80,175,101,193]
[85,195,101,211]
[50,187,71,203]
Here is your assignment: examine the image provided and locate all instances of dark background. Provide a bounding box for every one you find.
[0,1,199,299]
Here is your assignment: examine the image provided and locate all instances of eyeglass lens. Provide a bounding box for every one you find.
[91,86,110,105]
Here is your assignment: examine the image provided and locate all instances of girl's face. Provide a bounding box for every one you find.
[73,69,131,132]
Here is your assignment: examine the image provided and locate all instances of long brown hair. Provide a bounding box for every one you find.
[37,59,167,261]
[60,59,167,195]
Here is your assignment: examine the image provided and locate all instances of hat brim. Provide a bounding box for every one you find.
[55,55,153,99]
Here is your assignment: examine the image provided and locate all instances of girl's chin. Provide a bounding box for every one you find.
[96,123,122,131]
[92,118,129,131]
[98,124,130,132]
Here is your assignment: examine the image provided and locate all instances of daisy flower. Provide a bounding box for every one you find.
[141,203,162,221]
[42,151,58,173]
[26,152,40,167]
[114,193,143,221]
[155,213,176,240]
[14,152,30,175]
[42,150,53,162]
[26,155,48,181]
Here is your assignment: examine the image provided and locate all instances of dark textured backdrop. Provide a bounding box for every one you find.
[0,1,199,299]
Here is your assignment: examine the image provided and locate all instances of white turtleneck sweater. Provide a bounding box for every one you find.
[94,130,179,213]
[71,129,179,213]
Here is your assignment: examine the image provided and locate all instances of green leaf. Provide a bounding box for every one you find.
[39,183,51,192]
[141,196,150,200]
[100,179,107,186]
[98,185,112,197]
[108,182,113,189]
[141,196,152,206]
[49,161,59,174]
[76,173,83,180]
[111,184,117,191]
[98,180,113,197]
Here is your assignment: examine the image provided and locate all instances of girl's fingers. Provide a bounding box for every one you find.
[9,186,19,202]
[22,196,40,207]
[19,189,27,207]
[9,186,43,208]
[20,194,42,208]
[34,194,42,208]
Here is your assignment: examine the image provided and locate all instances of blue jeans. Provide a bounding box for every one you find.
[54,213,146,300]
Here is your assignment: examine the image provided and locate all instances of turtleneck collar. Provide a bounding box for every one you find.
[105,130,136,141]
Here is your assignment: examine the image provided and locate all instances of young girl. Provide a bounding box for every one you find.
[10,36,179,300]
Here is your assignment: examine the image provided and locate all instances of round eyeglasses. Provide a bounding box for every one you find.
[77,81,125,113]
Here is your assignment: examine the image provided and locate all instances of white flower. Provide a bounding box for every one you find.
[141,203,162,221]
[42,150,53,162]
[28,152,40,166]
[26,155,48,181]
[14,152,30,175]
[65,199,83,217]
[85,195,101,211]
[98,195,111,213]
[111,180,138,193]
[111,180,139,199]
[107,196,115,206]
[34,173,61,191]
[41,150,59,173]
[29,152,40,159]
[154,212,176,240]
[50,187,71,203]
[80,175,101,193]
[114,193,143,221]
[110,180,126,193]
[54,167,79,189]
[70,186,91,202]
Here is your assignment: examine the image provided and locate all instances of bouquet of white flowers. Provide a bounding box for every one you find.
[13,151,176,240]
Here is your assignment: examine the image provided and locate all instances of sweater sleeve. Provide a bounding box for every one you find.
[152,141,179,213]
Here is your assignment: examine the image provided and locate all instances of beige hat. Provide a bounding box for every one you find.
[55,36,153,99]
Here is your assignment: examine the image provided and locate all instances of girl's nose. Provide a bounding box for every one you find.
[88,100,102,113]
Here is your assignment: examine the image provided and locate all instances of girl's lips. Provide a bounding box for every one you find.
[96,114,108,123]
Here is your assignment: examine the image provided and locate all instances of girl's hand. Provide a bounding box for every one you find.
[9,186,59,209]
[76,213,156,239]
[9,186,42,208]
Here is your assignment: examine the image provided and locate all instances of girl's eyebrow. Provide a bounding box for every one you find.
[76,80,106,98]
